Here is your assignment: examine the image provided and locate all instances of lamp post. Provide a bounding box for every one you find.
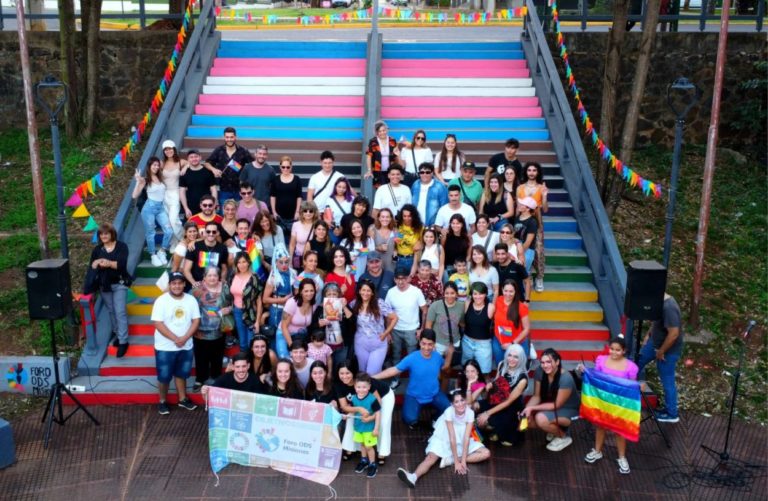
[663,77,701,269]
[35,75,69,260]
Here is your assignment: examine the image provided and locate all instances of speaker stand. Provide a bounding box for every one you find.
[40,319,99,448]
[632,319,671,448]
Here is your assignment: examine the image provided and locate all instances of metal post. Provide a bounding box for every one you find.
[16,1,50,259]
[691,0,730,328]
[699,0,707,31]
[581,0,588,31]
[139,0,146,30]
[757,0,764,32]
[35,77,70,260]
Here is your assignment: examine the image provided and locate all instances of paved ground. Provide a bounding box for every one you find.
[1,404,766,500]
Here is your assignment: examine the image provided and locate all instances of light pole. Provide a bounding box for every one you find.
[35,75,70,260]
[663,77,701,269]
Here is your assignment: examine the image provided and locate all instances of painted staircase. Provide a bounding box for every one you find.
[381,41,608,361]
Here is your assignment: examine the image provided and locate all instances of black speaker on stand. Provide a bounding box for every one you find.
[624,260,670,447]
[26,259,99,448]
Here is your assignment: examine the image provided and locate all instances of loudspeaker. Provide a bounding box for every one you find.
[624,260,667,320]
[26,259,72,320]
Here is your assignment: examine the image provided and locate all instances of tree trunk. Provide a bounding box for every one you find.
[27,0,46,30]
[605,0,662,218]
[82,0,103,139]
[58,0,79,139]
[596,0,629,202]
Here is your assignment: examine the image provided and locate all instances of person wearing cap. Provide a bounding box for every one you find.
[487,138,523,186]
[373,164,412,219]
[516,162,548,293]
[359,250,395,299]
[448,161,483,210]
[513,197,539,299]
[180,148,217,220]
[203,127,253,209]
[433,185,477,235]
[239,144,275,207]
[410,162,448,227]
[161,140,188,243]
[151,271,200,415]
[384,266,428,388]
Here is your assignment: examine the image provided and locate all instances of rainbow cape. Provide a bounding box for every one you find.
[245,239,268,282]
[580,368,641,442]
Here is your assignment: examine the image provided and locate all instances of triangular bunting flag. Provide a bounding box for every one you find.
[91,231,99,244]
[65,192,83,207]
[83,216,99,232]
[72,204,90,218]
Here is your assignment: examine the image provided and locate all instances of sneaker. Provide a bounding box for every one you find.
[366,462,378,478]
[150,253,163,267]
[584,448,603,463]
[397,468,416,488]
[116,342,129,358]
[156,249,168,266]
[488,433,499,442]
[192,382,203,392]
[158,401,170,415]
[656,411,680,423]
[546,435,573,452]
[535,277,545,292]
[354,459,370,474]
[177,398,197,411]
[500,440,515,447]
[225,336,236,348]
[545,433,555,442]
[617,456,630,474]
[439,456,455,469]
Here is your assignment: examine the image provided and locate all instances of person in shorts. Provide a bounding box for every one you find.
[350,373,381,478]
[151,271,201,415]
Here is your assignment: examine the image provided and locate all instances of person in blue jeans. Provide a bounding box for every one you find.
[132,156,174,267]
[373,329,450,429]
[636,293,683,423]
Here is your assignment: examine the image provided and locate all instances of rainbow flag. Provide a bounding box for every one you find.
[226,159,242,173]
[197,251,220,269]
[245,239,267,282]
[470,424,483,443]
[580,368,641,442]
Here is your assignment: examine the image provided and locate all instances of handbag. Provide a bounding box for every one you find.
[83,266,100,295]
[442,300,463,367]
[220,312,235,333]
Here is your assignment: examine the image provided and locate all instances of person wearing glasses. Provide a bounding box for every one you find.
[180,148,217,221]
[289,201,319,271]
[183,221,229,290]
[399,129,433,187]
[160,139,187,243]
[187,194,223,234]
[239,144,275,206]
[365,120,401,186]
[410,162,448,226]
[433,134,465,186]
[373,165,412,220]
[235,181,269,226]
[270,155,303,241]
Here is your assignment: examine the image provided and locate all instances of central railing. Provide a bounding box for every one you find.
[522,0,626,335]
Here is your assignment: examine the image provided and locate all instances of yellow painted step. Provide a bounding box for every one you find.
[528,302,604,323]
[131,284,163,299]
[127,303,154,316]
[530,289,597,303]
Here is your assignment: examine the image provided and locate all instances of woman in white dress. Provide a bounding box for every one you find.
[433,134,465,186]
[399,129,433,184]
[161,139,187,243]
[397,390,490,488]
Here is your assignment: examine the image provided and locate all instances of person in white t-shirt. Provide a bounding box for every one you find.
[151,272,201,415]
[385,267,428,388]
[373,165,412,219]
[308,151,350,213]
[434,185,477,234]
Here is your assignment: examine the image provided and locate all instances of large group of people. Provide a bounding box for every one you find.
[88,124,683,483]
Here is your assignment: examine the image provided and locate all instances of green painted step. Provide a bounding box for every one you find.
[134,261,167,278]
[542,265,593,283]
[544,249,588,267]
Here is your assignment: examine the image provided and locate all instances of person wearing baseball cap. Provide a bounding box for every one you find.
[513,196,539,298]
[448,160,483,209]
[151,270,200,415]
[359,250,395,299]
[180,148,218,220]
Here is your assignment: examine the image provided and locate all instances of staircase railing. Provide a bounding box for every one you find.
[360,29,383,201]
[521,0,626,335]
[79,0,221,374]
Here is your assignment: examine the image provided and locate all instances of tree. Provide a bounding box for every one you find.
[605,0,662,218]
[58,0,79,138]
[80,0,103,138]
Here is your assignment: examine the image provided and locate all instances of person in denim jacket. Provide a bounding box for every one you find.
[410,162,448,226]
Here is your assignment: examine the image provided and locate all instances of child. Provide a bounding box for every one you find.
[307,329,334,375]
[350,373,381,478]
[448,257,470,302]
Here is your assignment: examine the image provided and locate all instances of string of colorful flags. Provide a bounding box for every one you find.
[65,0,195,241]
[214,7,527,25]
[550,0,662,198]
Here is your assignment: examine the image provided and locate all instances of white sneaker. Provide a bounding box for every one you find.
[535,277,545,292]
[545,433,555,442]
[584,448,603,463]
[439,456,454,469]
[156,249,168,265]
[546,435,573,452]
[397,468,417,488]
[150,253,163,267]
[617,456,630,474]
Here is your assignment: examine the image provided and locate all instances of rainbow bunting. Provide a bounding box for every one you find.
[245,239,267,282]
[579,368,641,442]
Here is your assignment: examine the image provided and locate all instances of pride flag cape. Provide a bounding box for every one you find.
[580,368,641,442]
[245,239,268,283]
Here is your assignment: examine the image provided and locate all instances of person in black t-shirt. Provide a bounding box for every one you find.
[183,221,229,288]
[180,149,217,219]
[493,244,528,302]
[339,195,374,236]
[203,127,253,209]
[486,138,523,186]
[202,352,268,395]
[513,198,538,299]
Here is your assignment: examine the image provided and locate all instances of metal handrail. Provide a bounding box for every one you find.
[360,27,382,201]
[522,0,627,335]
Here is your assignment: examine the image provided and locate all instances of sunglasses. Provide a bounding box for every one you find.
[500,230,512,234]
[201,203,214,208]
[240,191,253,196]
[280,165,291,170]
[419,170,432,175]
[415,136,425,141]
[206,230,218,235]
[302,209,315,213]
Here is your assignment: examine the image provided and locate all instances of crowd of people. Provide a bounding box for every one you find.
[87,124,683,482]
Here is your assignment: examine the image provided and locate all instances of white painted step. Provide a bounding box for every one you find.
[202,85,366,96]
[381,77,533,88]
[381,87,537,97]
[206,76,366,86]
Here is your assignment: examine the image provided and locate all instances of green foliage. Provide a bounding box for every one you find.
[730,61,768,139]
